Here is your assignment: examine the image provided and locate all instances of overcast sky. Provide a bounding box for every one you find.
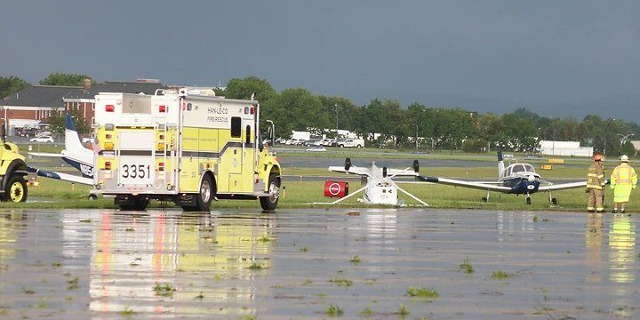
[2,1,639,121]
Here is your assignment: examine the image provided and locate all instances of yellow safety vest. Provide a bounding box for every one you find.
[611,163,637,186]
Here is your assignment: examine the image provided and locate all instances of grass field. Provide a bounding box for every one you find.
[2,166,635,213]
[3,144,635,213]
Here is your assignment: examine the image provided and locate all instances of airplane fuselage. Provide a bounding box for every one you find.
[501,176,540,195]
[362,180,398,205]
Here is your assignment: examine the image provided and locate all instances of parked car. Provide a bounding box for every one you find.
[30,136,54,143]
[304,139,322,146]
[322,139,337,147]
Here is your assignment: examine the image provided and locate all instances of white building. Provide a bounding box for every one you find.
[539,140,593,157]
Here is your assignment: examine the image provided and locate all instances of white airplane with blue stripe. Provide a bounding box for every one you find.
[28,114,93,186]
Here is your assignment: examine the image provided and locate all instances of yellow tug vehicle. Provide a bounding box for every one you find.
[0,125,29,203]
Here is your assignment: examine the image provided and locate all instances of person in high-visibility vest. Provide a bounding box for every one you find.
[610,155,637,213]
[586,153,606,212]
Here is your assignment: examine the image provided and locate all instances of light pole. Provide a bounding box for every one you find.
[603,118,615,156]
[415,109,426,151]
[618,133,634,144]
[334,104,339,147]
[415,123,419,150]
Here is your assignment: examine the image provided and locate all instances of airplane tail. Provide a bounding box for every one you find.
[65,114,87,153]
[497,149,505,178]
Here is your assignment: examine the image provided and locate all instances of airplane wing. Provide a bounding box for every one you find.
[27,167,93,185]
[28,152,63,158]
[386,168,419,177]
[329,165,371,177]
[538,181,586,191]
[417,176,513,193]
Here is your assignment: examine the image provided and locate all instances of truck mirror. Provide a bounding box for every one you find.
[265,120,275,148]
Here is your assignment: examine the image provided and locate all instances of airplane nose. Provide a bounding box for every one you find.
[528,175,535,182]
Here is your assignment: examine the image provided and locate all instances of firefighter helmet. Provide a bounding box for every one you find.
[620,155,629,162]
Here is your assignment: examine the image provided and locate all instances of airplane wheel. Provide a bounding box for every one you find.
[482,197,488,203]
[526,197,532,205]
[551,198,557,205]
[88,194,98,200]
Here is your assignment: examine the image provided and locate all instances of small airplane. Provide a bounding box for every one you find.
[316,158,428,206]
[417,150,586,204]
[27,114,94,187]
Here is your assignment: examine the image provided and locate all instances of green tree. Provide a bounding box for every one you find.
[0,76,31,98]
[500,112,537,152]
[431,108,476,150]
[358,99,403,147]
[475,113,504,151]
[39,73,93,86]
[318,96,358,137]
[263,88,326,139]
[46,109,91,137]
[224,76,276,103]
[46,108,65,136]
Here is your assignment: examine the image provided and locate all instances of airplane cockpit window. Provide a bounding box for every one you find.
[523,164,535,172]
[512,164,526,173]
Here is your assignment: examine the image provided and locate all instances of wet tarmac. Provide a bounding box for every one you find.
[0,208,637,319]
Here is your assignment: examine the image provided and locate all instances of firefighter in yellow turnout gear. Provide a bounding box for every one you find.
[586,154,606,212]
[610,155,637,214]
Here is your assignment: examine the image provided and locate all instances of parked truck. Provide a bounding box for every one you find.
[337,138,365,148]
[91,89,281,211]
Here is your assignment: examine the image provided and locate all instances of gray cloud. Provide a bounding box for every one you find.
[2,0,639,121]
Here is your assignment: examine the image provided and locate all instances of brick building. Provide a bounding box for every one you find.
[0,79,167,136]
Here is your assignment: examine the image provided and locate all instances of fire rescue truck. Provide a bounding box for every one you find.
[92,89,281,211]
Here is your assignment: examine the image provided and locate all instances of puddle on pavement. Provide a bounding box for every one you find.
[0,209,637,319]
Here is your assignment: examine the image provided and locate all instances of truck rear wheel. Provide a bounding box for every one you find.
[183,175,213,212]
[260,173,280,211]
[118,196,149,211]
[3,174,27,203]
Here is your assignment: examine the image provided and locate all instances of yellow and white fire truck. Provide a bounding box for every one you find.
[92,89,281,211]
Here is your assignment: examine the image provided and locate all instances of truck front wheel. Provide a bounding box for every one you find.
[3,174,27,203]
[260,173,280,211]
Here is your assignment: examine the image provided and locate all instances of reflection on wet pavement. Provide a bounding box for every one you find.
[0,209,638,319]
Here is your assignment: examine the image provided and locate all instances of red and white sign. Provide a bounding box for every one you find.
[324,180,349,198]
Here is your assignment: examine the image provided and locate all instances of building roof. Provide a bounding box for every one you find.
[1,85,82,108]
[64,81,169,99]
[1,81,169,108]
